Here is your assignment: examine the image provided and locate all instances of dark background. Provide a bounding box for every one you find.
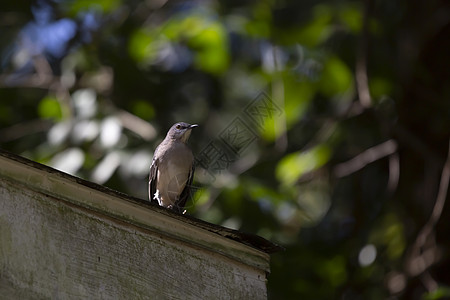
[1,0,449,299]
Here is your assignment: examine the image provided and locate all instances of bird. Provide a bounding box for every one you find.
[149,122,197,213]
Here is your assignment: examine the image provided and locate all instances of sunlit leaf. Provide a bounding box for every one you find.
[296,5,333,47]
[246,91,285,142]
[245,20,271,38]
[128,29,155,63]
[319,56,353,97]
[66,0,121,15]
[132,101,155,120]
[191,188,210,207]
[38,96,62,121]
[189,22,230,74]
[423,286,450,300]
[338,4,363,33]
[134,12,230,74]
[221,184,245,214]
[244,2,272,38]
[316,255,347,287]
[369,77,393,99]
[370,213,406,260]
[284,77,315,126]
[276,144,331,186]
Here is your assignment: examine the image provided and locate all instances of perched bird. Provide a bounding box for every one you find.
[149,122,197,213]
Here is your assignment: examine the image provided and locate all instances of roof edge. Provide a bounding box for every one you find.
[0,149,283,272]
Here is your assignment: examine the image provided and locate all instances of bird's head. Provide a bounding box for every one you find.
[167,122,198,143]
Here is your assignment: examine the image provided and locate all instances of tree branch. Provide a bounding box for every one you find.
[405,139,450,285]
[334,139,397,177]
[355,0,373,108]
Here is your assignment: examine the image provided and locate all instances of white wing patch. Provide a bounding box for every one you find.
[153,189,162,206]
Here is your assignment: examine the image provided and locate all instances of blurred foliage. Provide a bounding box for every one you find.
[1,0,449,299]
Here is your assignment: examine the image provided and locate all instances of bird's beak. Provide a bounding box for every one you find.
[181,124,197,143]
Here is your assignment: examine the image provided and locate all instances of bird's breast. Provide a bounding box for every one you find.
[156,142,193,207]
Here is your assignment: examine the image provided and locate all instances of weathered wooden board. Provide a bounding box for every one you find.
[0,151,274,299]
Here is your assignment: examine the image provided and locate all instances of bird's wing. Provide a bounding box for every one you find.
[148,153,159,205]
[174,163,195,213]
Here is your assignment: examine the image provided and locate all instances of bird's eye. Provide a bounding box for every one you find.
[176,124,181,129]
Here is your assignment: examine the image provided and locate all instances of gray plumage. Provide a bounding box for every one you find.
[149,122,197,213]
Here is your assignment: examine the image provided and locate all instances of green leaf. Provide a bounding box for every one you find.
[276,145,331,186]
[189,22,230,74]
[128,29,155,63]
[257,77,315,142]
[38,96,62,121]
[296,5,333,47]
[338,4,363,33]
[369,77,393,99]
[284,78,315,126]
[423,286,450,300]
[369,213,406,260]
[244,2,272,38]
[319,56,353,97]
[316,255,347,287]
[65,0,121,15]
[132,101,155,120]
